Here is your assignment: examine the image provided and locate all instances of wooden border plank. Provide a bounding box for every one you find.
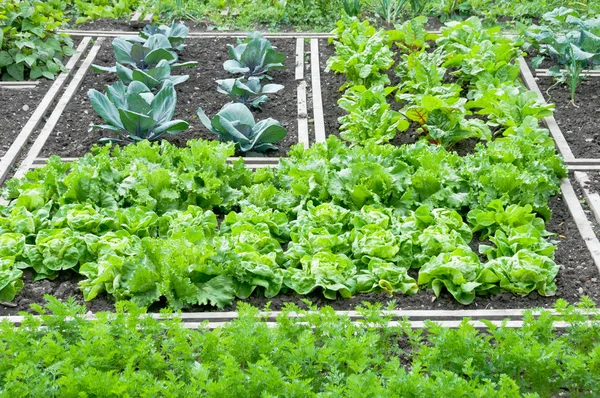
[310,39,326,143]
[574,171,600,227]
[142,13,153,25]
[59,30,334,39]
[561,178,600,273]
[130,11,142,23]
[12,38,105,181]
[297,81,309,148]
[0,37,91,185]
[518,56,575,161]
[0,81,40,86]
[569,165,600,171]
[0,85,37,90]
[295,38,304,80]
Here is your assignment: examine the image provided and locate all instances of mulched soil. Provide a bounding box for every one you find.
[535,76,600,159]
[0,81,53,157]
[40,38,299,158]
[2,192,598,316]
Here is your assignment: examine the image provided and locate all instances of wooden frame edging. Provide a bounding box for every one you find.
[310,39,326,143]
[574,172,600,227]
[518,56,575,162]
[0,308,597,330]
[561,178,600,273]
[0,38,92,186]
[12,38,106,181]
[59,29,333,39]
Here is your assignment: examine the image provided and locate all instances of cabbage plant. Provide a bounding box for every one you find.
[141,22,190,51]
[216,77,283,109]
[88,80,189,143]
[197,103,287,152]
[224,32,285,79]
[93,35,197,74]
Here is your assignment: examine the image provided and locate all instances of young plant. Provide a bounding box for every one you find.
[524,7,600,103]
[87,80,189,143]
[0,0,74,80]
[197,103,287,152]
[342,0,362,17]
[140,21,190,51]
[223,32,286,79]
[387,16,439,54]
[216,77,284,109]
[114,59,189,89]
[338,85,409,144]
[93,35,197,74]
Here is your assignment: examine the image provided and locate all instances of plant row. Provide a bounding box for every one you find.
[0,110,565,308]
[88,25,290,153]
[1,297,600,396]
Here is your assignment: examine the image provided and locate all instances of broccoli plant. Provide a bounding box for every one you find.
[197,103,288,153]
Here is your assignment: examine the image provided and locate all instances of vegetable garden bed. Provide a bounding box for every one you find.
[1,189,599,317]
[38,38,300,158]
[3,17,600,321]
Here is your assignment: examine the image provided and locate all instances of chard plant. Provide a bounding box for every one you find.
[197,103,288,153]
[87,80,189,143]
[216,77,284,109]
[224,32,286,79]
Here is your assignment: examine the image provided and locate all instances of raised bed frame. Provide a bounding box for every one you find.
[1,30,600,328]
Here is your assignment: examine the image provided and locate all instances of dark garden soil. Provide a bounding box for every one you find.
[318,39,346,139]
[2,192,599,316]
[70,19,138,32]
[40,38,299,158]
[582,171,600,197]
[535,76,600,159]
[0,81,53,157]
[570,172,600,238]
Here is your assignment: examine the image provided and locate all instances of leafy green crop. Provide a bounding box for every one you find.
[141,21,190,51]
[2,297,600,396]
[0,0,74,81]
[197,103,288,153]
[326,15,394,90]
[216,77,284,109]
[88,80,190,142]
[223,32,286,79]
[92,35,197,75]
[524,7,600,102]
[338,85,409,144]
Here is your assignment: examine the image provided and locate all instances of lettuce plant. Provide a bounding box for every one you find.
[216,77,283,109]
[224,32,285,79]
[338,85,409,144]
[88,80,189,143]
[197,103,287,153]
